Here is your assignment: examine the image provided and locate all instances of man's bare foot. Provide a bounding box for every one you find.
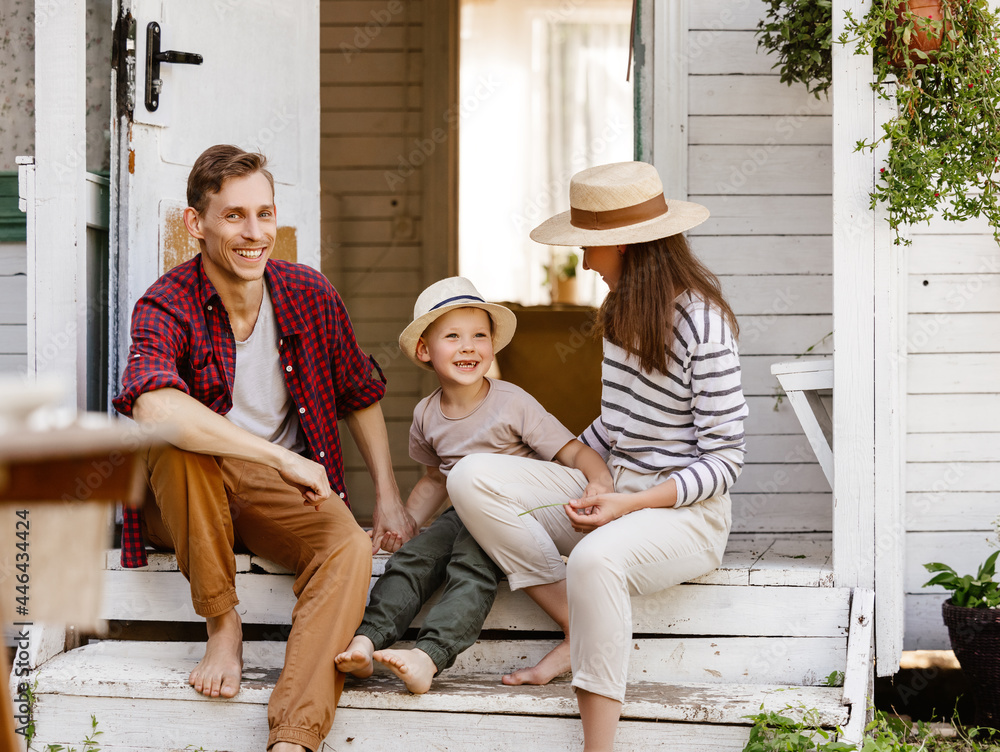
[372,647,438,694]
[189,608,243,698]
[270,743,307,752]
[502,638,570,686]
[334,635,376,679]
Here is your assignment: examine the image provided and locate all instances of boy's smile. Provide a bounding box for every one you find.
[416,307,495,389]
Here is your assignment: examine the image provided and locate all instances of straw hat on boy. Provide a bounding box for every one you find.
[399,277,517,370]
[529,161,710,247]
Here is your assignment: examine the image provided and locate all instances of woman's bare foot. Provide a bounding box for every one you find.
[372,648,438,694]
[334,635,376,679]
[189,608,243,698]
[502,638,570,686]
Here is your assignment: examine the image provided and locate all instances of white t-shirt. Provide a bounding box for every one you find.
[226,284,305,453]
[409,378,575,475]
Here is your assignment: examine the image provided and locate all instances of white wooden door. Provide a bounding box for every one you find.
[109,0,320,397]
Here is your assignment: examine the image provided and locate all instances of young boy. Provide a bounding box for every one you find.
[335,277,613,694]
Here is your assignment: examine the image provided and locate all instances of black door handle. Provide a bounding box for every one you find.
[145,22,203,112]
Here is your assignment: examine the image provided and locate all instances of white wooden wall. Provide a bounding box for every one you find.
[904,218,1000,649]
[683,1,834,535]
[320,0,433,520]
[0,241,27,374]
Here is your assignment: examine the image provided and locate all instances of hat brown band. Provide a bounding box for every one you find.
[569,193,668,231]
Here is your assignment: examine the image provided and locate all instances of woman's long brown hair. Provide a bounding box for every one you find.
[596,234,739,374]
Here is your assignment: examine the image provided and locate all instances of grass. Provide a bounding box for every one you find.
[743,706,1000,752]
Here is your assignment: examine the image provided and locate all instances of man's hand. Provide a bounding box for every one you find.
[565,493,631,533]
[276,452,332,509]
[371,493,418,554]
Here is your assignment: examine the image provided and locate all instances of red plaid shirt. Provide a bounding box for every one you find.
[113,255,385,568]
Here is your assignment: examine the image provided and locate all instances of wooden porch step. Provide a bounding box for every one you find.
[100,535,836,629]
[27,640,848,751]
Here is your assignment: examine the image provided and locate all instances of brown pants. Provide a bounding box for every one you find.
[141,444,372,751]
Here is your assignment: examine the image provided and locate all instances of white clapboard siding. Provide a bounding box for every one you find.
[732,494,832,534]
[908,433,1000,463]
[690,146,832,195]
[906,492,1000,531]
[690,76,833,117]
[0,242,26,275]
[907,394,1000,433]
[0,276,27,325]
[904,531,998,593]
[688,31,779,75]
[689,116,832,146]
[907,312,1000,353]
[905,593,950,650]
[909,354,1000,393]
[691,196,832,236]
[690,0,768,30]
[738,316,833,357]
[906,463,1000,493]
[0,325,26,354]
[908,274,1000,313]
[908,234,1000,274]
[692,235,832,274]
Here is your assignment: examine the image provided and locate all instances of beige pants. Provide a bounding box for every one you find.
[447,453,730,702]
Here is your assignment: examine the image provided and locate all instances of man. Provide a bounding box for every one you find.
[113,144,417,752]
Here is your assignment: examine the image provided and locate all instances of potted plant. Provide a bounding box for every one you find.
[756,0,834,98]
[841,0,1000,245]
[923,523,1000,728]
[546,250,579,304]
[757,1,1000,246]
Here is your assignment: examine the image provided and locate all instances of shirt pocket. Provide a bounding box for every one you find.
[184,351,226,409]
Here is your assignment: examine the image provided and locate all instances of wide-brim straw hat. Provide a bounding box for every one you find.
[529,161,710,247]
[399,277,517,370]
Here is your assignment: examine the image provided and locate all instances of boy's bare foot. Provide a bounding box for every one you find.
[190,608,243,698]
[334,635,376,679]
[502,638,570,686]
[270,744,306,752]
[372,647,438,694]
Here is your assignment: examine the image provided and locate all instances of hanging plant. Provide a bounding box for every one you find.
[756,0,834,98]
[841,0,1000,245]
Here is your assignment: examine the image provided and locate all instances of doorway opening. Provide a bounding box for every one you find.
[457,0,634,307]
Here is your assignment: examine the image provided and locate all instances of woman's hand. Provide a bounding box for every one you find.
[564,493,631,533]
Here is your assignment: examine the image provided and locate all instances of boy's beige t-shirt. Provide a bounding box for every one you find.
[409,378,575,475]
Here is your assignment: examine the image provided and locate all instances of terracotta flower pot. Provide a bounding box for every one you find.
[551,276,578,305]
[943,600,1000,728]
[887,0,952,67]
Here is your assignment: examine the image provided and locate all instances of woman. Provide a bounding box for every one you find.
[446,161,747,751]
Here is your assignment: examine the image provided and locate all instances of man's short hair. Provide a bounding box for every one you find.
[187,145,275,215]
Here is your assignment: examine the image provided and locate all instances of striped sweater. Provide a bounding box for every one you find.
[580,291,748,507]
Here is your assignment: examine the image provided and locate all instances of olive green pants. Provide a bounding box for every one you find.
[356,507,503,674]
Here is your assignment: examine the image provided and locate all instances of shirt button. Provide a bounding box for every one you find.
[285,365,293,372]
[206,305,213,311]
[279,339,283,346]
[339,492,346,499]
[298,407,306,414]
[319,451,325,458]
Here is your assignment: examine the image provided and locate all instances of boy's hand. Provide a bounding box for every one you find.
[371,494,418,554]
[565,493,630,533]
[373,529,404,553]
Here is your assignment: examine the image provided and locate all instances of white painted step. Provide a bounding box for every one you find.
[27,641,848,752]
